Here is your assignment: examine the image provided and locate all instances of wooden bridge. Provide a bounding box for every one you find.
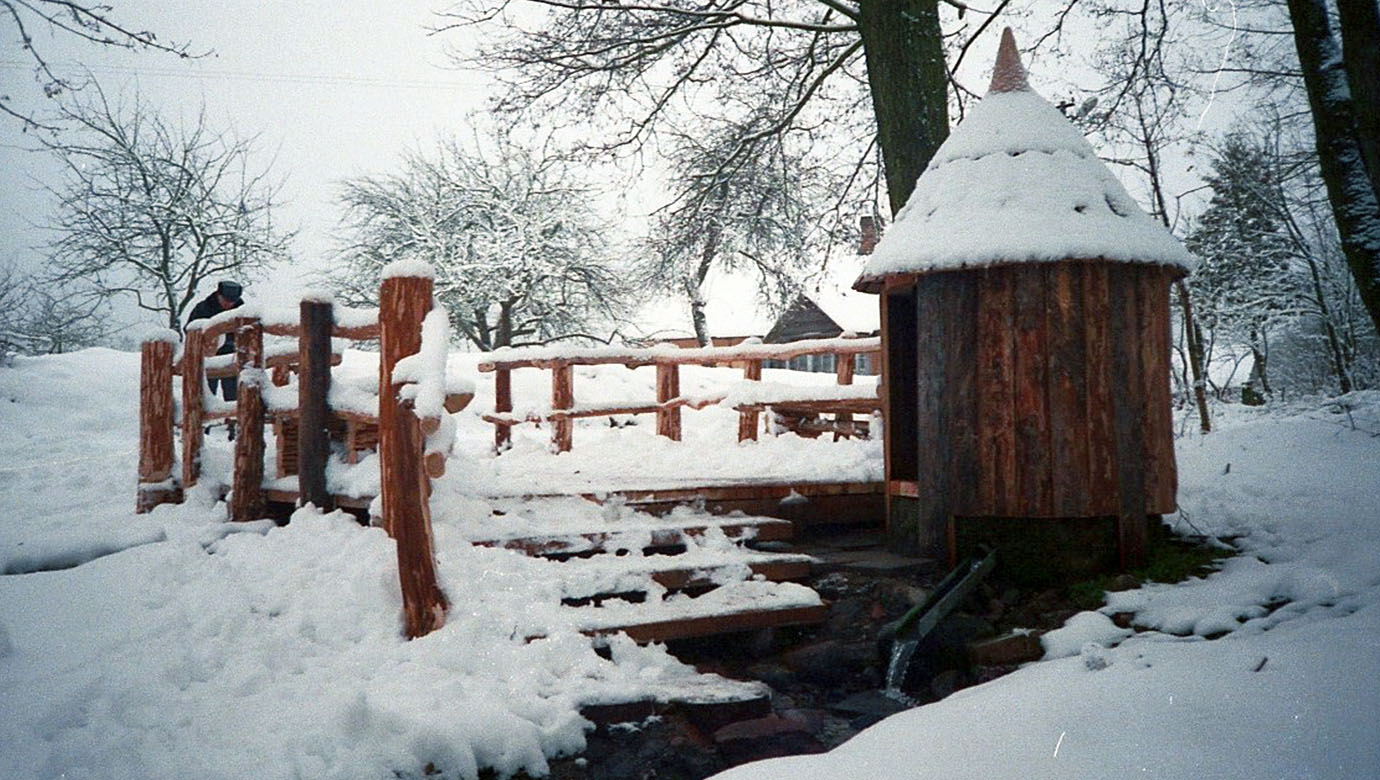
[137,270,884,648]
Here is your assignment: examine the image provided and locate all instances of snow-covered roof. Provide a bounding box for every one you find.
[855,29,1194,293]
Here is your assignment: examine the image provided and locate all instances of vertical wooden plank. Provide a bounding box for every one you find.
[494,367,512,452]
[1142,268,1178,514]
[181,328,206,491]
[298,299,335,512]
[912,276,951,560]
[655,362,682,440]
[1048,264,1090,516]
[379,273,448,639]
[1083,263,1117,515]
[975,270,1017,516]
[946,274,980,516]
[137,337,178,513]
[1109,271,1148,569]
[231,321,265,523]
[1013,265,1052,516]
[738,359,762,442]
[551,362,574,452]
[885,285,919,481]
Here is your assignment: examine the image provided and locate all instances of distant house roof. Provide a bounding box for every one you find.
[764,296,844,343]
[855,29,1193,293]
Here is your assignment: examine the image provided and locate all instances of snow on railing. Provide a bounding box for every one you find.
[477,336,881,453]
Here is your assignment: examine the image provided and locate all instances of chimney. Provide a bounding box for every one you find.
[859,215,878,255]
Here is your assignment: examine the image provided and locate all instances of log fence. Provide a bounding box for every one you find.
[137,271,464,639]
[477,337,882,454]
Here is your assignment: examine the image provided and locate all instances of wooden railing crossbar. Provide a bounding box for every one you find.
[479,337,882,453]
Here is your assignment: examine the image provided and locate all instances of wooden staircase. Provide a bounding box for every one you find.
[471,508,828,645]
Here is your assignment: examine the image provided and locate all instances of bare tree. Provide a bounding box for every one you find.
[642,125,822,344]
[1,0,200,129]
[433,0,1019,231]
[0,261,105,360]
[1286,0,1380,337]
[40,84,291,331]
[334,131,629,351]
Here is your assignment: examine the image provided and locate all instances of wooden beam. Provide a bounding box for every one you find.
[738,359,762,442]
[137,338,179,512]
[379,273,448,639]
[298,299,334,512]
[551,362,574,452]
[477,337,882,372]
[493,367,513,452]
[655,363,682,441]
[583,603,829,644]
[180,328,206,491]
[231,322,266,523]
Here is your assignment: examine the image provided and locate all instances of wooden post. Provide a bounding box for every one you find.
[181,327,206,490]
[551,361,574,452]
[738,359,762,442]
[655,362,682,441]
[494,366,512,452]
[378,273,447,639]
[137,336,179,513]
[298,299,335,512]
[1109,272,1149,569]
[231,321,265,522]
[834,350,856,437]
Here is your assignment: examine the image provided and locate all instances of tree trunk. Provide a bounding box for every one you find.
[1302,251,1354,393]
[1288,0,1380,337]
[858,0,949,214]
[1175,281,1213,432]
[688,226,721,347]
[1337,0,1380,200]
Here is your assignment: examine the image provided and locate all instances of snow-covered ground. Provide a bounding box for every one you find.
[715,396,1380,780]
[2,348,1377,779]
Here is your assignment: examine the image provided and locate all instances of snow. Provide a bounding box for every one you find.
[380,258,436,280]
[714,395,1380,780]
[138,327,181,346]
[857,80,1194,290]
[5,345,1378,778]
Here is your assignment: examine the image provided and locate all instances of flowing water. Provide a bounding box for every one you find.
[882,638,920,705]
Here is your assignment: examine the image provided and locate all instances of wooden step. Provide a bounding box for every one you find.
[472,516,795,557]
[583,602,829,643]
[555,553,815,602]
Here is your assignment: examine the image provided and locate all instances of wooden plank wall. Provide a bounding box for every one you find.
[897,261,1179,566]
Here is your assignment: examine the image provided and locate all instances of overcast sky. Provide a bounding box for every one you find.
[2,3,1242,343]
[1,0,495,334]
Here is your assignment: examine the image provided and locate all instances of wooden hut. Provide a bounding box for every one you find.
[854,30,1195,579]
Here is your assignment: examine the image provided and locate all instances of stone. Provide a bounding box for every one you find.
[713,715,824,765]
[967,632,1045,667]
[679,694,773,735]
[829,690,912,718]
[780,640,870,685]
[930,668,962,699]
[778,708,829,736]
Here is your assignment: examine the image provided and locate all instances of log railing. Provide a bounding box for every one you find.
[477,336,882,453]
[137,273,463,639]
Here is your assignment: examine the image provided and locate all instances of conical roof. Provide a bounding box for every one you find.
[855,29,1193,293]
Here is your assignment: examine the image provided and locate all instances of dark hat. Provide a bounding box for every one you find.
[217,281,243,303]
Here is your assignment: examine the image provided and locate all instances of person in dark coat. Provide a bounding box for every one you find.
[186,280,244,401]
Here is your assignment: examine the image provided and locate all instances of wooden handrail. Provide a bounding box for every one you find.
[483,337,880,452]
[476,336,881,372]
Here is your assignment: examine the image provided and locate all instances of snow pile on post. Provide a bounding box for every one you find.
[393,308,459,469]
[855,28,1193,291]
